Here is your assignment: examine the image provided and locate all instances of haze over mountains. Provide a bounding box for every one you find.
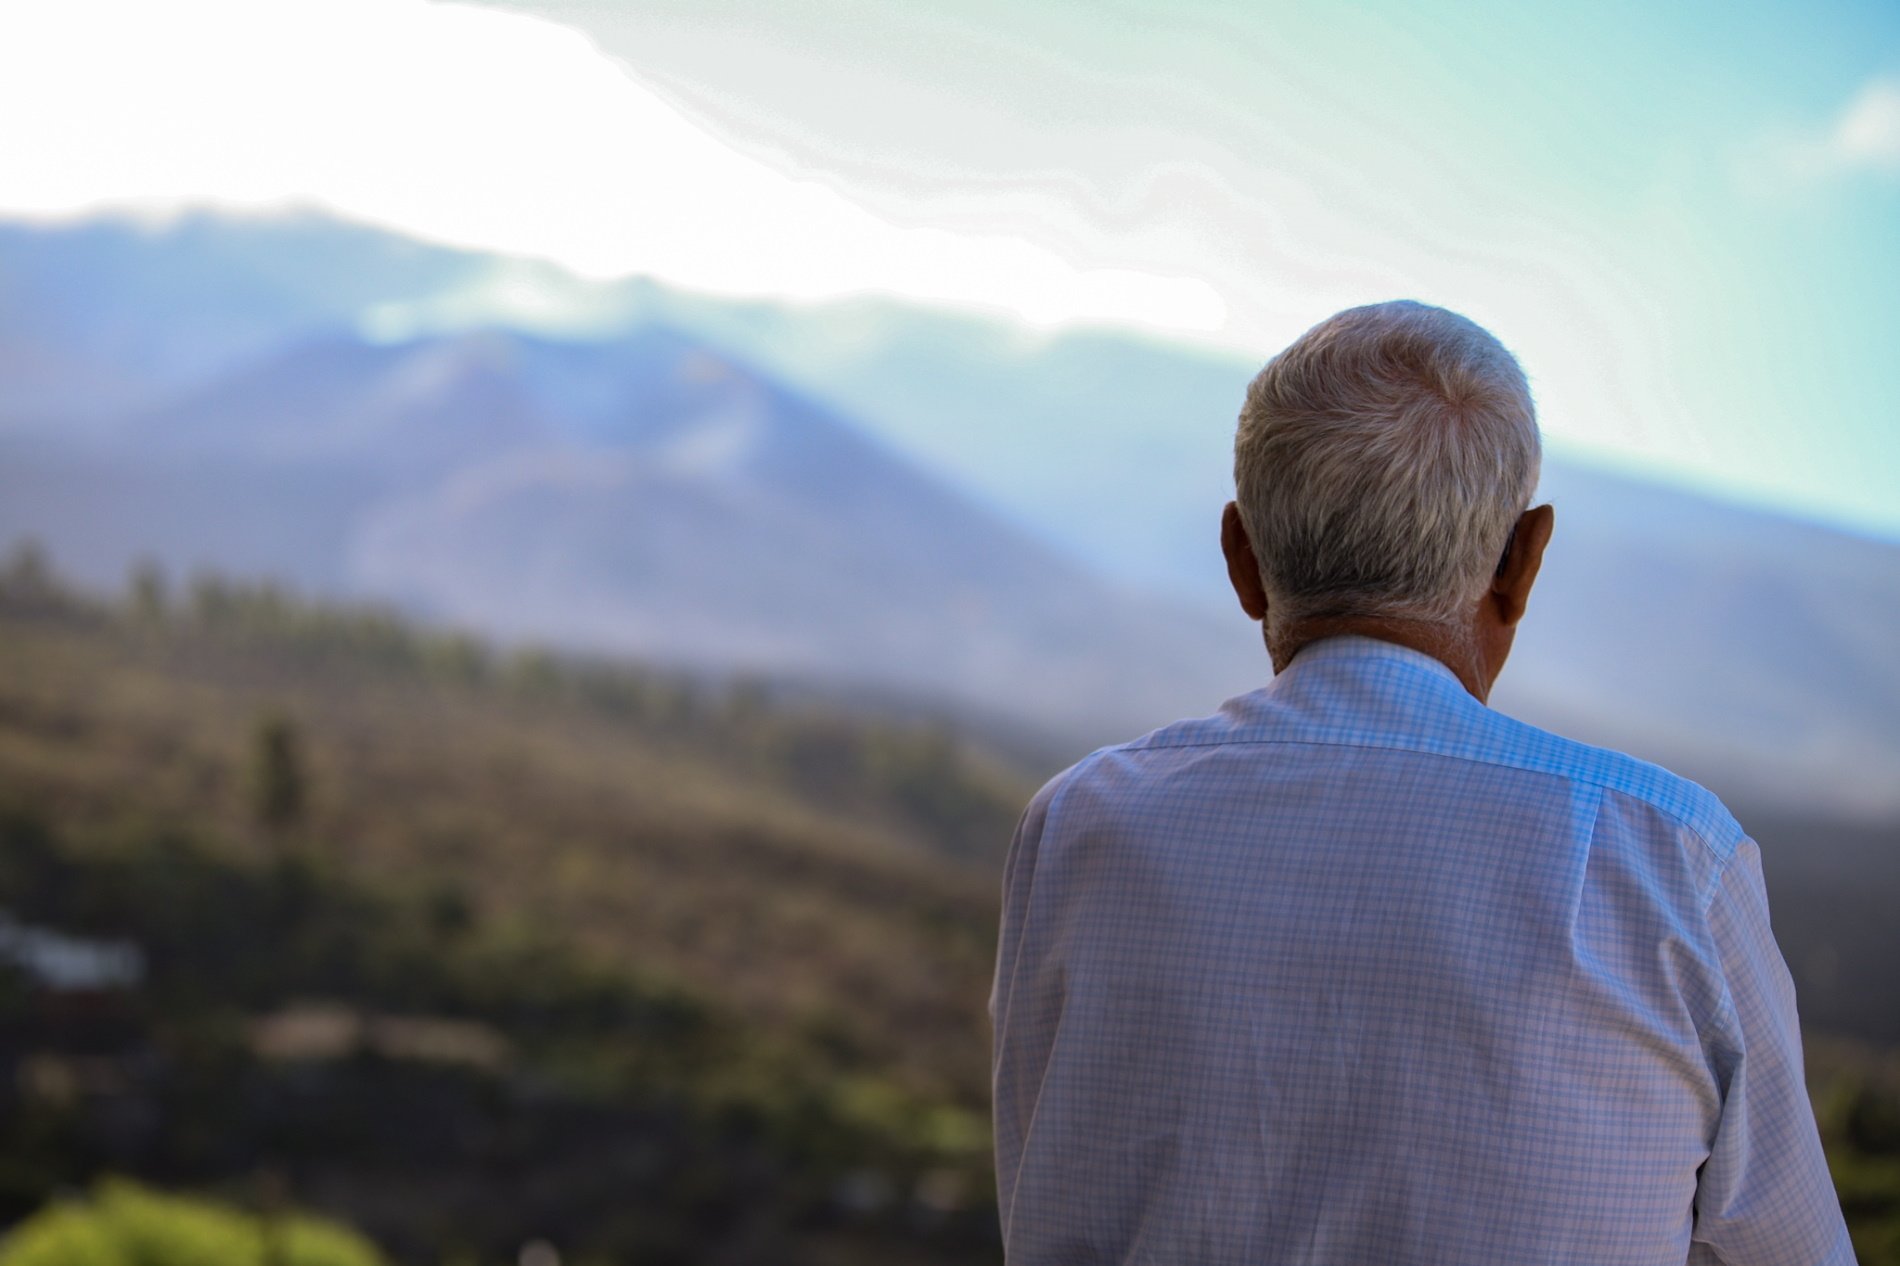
[1,210,1896,822]
[0,215,1263,740]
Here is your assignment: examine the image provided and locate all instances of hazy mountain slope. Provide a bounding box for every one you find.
[595,281,1257,600]
[607,281,1900,820]
[340,327,1263,731]
[0,328,562,595]
[1,209,1895,818]
[1,314,1263,740]
[1494,462,1900,818]
[0,434,381,593]
[0,213,481,425]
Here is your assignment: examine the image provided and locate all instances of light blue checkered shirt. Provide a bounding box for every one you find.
[992,636,1853,1264]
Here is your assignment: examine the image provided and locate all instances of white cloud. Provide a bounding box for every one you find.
[1828,77,1900,172]
[0,0,1225,335]
[1767,74,1900,182]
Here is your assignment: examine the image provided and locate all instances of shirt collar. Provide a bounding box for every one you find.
[1279,634,1465,688]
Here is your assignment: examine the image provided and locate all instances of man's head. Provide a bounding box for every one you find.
[1223,300,1553,697]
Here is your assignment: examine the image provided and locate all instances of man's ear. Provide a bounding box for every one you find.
[1222,502,1269,621]
[1490,503,1554,627]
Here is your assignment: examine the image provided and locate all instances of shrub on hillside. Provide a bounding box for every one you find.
[0,1180,384,1266]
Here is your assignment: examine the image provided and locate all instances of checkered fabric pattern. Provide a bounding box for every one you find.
[991,636,1854,1264]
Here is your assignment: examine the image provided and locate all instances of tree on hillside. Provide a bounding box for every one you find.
[250,711,307,848]
[1,538,56,605]
[129,558,170,623]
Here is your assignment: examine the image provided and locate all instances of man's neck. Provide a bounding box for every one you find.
[1268,614,1492,702]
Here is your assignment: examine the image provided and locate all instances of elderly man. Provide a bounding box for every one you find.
[989,302,1854,1264]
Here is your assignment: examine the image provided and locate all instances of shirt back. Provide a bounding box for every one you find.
[990,637,1852,1265]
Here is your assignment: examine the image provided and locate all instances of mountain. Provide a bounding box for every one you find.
[0,313,1263,740]
[594,279,1900,822]
[1495,461,1900,820]
[1,209,1897,820]
[339,326,1264,734]
[587,280,1256,602]
[0,212,484,425]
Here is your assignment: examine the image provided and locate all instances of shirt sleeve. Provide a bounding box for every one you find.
[1689,837,1857,1265]
[990,773,1056,1038]
[989,773,1062,1232]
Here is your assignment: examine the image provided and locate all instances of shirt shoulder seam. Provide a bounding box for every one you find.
[1102,731,1736,864]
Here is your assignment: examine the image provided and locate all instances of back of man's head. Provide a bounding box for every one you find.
[1234,301,1541,632]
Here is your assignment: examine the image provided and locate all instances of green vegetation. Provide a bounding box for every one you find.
[0,546,1030,1099]
[0,551,1027,1264]
[0,801,994,1263]
[249,711,307,844]
[0,1181,385,1266]
[2,545,1895,1263]
[1813,1041,1900,1264]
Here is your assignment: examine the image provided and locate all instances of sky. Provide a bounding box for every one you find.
[0,0,1896,539]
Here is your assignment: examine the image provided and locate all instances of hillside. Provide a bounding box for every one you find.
[0,552,1029,1096]
[3,554,1898,1261]
[0,555,1038,1262]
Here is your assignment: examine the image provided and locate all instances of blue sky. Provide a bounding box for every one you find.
[1,0,1895,538]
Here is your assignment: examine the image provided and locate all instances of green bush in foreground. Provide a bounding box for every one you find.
[0,1180,385,1266]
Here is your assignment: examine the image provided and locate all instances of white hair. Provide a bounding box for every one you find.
[1233,300,1541,629]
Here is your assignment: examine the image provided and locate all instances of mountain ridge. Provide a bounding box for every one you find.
[1,208,1895,821]
[0,306,1265,742]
